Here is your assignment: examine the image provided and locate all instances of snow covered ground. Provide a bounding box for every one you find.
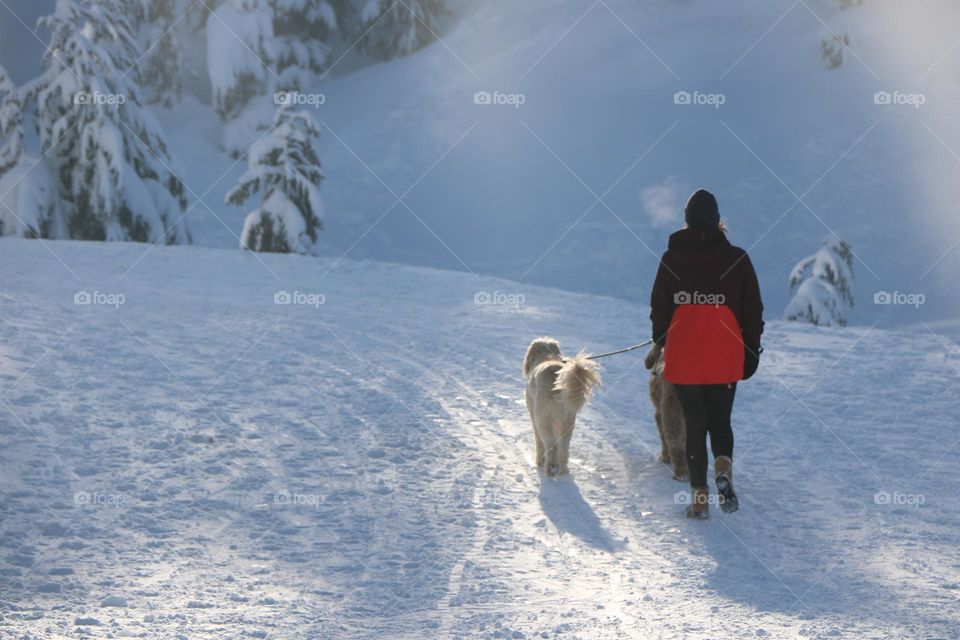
[1,238,958,639]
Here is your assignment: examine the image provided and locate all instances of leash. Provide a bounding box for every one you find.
[584,339,655,361]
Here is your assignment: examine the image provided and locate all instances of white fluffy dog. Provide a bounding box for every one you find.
[523,338,601,476]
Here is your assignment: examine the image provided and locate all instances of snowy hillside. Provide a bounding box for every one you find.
[3,0,960,335]
[1,238,958,639]
[152,0,960,333]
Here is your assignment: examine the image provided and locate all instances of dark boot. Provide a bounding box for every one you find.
[715,456,738,514]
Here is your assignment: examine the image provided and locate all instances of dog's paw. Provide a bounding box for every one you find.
[546,464,560,477]
[672,472,689,482]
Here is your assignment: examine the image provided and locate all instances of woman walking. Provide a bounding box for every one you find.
[650,189,764,519]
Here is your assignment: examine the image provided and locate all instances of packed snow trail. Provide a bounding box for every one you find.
[1,239,958,639]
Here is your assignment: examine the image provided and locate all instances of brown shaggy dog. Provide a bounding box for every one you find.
[644,344,688,481]
[523,338,601,477]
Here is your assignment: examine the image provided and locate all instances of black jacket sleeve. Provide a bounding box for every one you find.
[650,252,676,346]
[740,253,765,347]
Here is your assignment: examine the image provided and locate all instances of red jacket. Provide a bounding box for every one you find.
[650,228,764,384]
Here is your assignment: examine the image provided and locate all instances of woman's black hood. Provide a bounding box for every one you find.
[666,227,731,265]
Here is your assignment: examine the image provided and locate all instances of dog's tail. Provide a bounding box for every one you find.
[553,353,601,411]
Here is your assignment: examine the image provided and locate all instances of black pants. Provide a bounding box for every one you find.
[674,383,737,488]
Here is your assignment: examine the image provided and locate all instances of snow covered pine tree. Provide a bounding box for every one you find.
[0,65,21,177]
[0,64,63,239]
[272,0,337,91]
[207,0,275,121]
[784,236,855,326]
[134,0,186,107]
[228,106,324,254]
[356,0,448,60]
[25,0,190,244]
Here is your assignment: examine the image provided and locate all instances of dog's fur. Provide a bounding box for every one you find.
[523,338,601,476]
[644,344,688,481]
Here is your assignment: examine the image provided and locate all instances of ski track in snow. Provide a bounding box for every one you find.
[0,239,958,639]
